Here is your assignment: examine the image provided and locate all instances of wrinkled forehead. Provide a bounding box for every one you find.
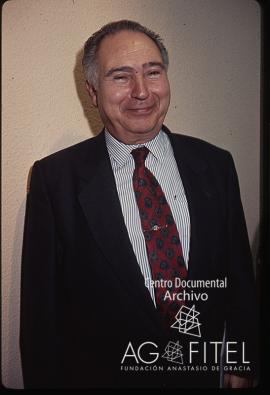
[97,31,163,72]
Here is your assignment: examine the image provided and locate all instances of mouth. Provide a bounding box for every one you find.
[127,105,154,115]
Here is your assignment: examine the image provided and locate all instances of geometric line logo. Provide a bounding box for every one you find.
[170,304,201,337]
[161,340,184,364]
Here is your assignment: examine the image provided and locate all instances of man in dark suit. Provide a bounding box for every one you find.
[20,20,257,389]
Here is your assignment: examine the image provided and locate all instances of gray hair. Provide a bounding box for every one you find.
[82,19,169,86]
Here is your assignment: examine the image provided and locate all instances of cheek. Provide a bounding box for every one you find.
[151,81,170,100]
[160,81,171,98]
[101,87,130,107]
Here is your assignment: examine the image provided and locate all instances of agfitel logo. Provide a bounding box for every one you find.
[121,305,251,368]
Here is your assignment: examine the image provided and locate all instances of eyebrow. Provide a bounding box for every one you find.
[105,62,165,77]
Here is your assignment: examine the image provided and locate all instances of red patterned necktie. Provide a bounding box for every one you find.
[132,146,188,328]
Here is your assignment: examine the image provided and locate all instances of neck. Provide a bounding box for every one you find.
[107,129,160,145]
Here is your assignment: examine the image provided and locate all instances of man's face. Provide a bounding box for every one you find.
[87,30,171,144]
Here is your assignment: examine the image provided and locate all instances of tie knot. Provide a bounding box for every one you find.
[131,146,149,168]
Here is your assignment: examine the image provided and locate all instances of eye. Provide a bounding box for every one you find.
[147,69,162,79]
[113,74,130,84]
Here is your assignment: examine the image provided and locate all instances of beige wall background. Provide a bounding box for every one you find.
[2,0,260,389]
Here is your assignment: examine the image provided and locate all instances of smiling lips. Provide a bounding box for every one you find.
[127,105,155,114]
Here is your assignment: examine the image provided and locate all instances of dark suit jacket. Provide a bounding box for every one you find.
[20,126,257,388]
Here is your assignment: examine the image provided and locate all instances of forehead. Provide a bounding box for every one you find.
[97,31,163,70]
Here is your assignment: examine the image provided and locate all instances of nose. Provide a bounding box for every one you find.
[131,75,149,100]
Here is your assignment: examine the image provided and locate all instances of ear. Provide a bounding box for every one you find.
[86,81,98,107]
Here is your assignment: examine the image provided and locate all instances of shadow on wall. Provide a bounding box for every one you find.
[73,48,103,137]
[9,168,36,388]
[7,198,26,389]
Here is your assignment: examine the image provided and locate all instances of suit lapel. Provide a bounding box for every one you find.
[166,128,219,280]
[77,131,162,328]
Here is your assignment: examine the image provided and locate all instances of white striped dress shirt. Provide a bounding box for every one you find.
[105,129,190,305]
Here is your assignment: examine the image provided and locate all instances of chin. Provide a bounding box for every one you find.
[129,126,159,136]
[126,119,162,135]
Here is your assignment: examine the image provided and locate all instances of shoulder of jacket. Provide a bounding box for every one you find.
[35,132,104,168]
[169,131,233,165]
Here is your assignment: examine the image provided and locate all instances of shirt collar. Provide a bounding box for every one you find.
[105,129,167,167]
